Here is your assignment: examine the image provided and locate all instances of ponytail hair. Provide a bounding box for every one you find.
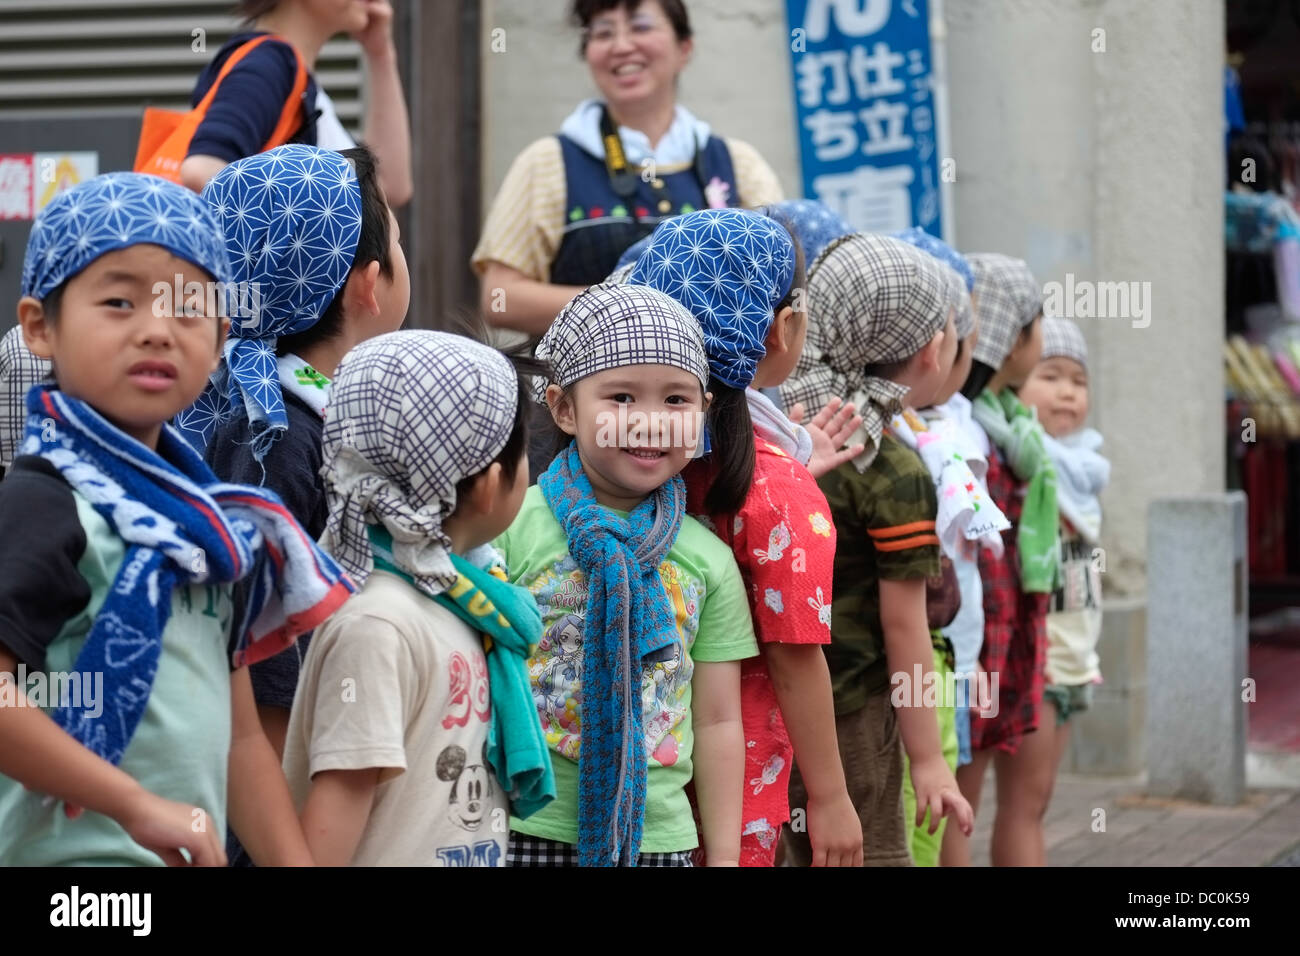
[702,378,755,515]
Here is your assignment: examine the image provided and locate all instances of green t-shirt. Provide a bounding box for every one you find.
[494,486,757,853]
[817,434,941,714]
[0,492,234,866]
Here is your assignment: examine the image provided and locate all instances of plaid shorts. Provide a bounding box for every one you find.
[507,832,694,867]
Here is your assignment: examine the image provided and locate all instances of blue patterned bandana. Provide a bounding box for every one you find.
[891,227,974,292]
[626,208,795,388]
[176,144,364,457]
[21,172,232,300]
[766,199,854,268]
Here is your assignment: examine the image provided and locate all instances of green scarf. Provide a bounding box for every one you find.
[369,527,555,818]
[972,388,1061,593]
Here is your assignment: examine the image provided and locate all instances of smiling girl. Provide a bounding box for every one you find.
[495,282,757,866]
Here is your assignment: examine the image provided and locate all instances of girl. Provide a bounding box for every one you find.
[496,282,757,866]
[951,252,1059,867]
[624,207,862,866]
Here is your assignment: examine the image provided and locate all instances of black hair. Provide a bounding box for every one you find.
[277,146,394,358]
[959,317,1038,399]
[571,0,693,55]
[38,282,67,324]
[701,377,752,514]
[438,309,548,510]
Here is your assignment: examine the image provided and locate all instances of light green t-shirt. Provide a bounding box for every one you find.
[0,493,233,866]
[495,486,757,853]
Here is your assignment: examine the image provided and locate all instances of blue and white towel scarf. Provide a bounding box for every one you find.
[24,385,354,764]
[539,442,685,867]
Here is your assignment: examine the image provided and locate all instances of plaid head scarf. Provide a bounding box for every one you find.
[625,208,796,388]
[176,145,364,457]
[536,283,709,399]
[943,263,975,341]
[321,330,519,597]
[0,327,51,470]
[969,253,1042,370]
[781,233,948,471]
[1040,316,1088,371]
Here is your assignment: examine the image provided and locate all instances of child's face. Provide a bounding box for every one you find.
[908,311,957,409]
[19,245,227,448]
[1002,314,1044,388]
[549,364,707,509]
[1017,355,1089,438]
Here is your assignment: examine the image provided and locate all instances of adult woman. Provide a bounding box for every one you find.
[179,0,412,206]
[472,0,784,335]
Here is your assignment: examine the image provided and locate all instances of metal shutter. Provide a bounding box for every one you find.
[0,0,364,135]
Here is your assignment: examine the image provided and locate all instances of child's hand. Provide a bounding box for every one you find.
[909,754,974,837]
[790,397,866,478]
[119,790,226,866]
[807,791,864,866]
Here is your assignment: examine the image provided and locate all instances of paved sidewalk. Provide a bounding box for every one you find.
[967,768,1300,866]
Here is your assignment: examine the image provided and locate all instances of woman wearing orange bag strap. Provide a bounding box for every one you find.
[179,0,412,206]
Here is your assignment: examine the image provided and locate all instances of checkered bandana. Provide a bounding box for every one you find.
[175,145,364,457]
[21,171,232,300]
[535,283,709,400]
[942,263,975,340]
[766,199,854,269]
[782,233,947,471]
[625,208,795,388]
[1039,316,1088,371]
[969,253,1042,370]
[0,326,52,470]
[891,226,975,292]
[320,330,519,597]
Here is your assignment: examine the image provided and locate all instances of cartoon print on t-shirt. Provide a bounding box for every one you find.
[752,521,791,565]
[436,743,495,832]
[534,612,584,758]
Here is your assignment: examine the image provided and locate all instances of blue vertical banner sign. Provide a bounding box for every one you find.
[786,0,951,240]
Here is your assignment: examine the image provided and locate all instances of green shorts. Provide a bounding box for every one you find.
[901,644,958,867]
[1042,682,1094,726]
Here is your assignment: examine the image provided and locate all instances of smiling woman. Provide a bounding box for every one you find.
[471,0,785,337]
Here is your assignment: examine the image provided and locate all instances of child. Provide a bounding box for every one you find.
[0,326,51,479]
[888,255,1012,866]
[176,144,408,769]
[498,282,757,866]
[282,329,552,866]
[951,252,1059,867]
[624,208,862,866]
[0,172,352,866]
[1014,316,1109,832]
[780,233,974,866]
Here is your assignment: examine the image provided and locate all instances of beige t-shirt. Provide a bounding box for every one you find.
[283,570,508,866]
[471,135,785,281]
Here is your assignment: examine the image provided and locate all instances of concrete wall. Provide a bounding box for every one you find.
[478,0,1224,581]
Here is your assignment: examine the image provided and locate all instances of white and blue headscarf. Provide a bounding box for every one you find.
[21,171,232,300]
[176,145,364,457]
[891,226,974,293]
[766,198,855,268]
[625,208,796,389]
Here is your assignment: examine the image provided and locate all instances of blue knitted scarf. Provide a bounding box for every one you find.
[538,442,685,866]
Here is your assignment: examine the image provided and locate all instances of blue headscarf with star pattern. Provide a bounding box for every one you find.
[21,172,232,300]
[175,145,363,457]
[890,226,974,293]
[765,199,855,268]
[625,208,796,388]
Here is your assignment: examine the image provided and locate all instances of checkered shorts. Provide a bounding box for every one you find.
[507,832,694,867]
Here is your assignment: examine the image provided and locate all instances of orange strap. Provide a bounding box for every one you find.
[197,34,309,150]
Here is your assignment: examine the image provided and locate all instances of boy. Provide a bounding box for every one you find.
[283,330,545,866]
[781,234,974,866]
[0,172,351,865]
[177,144,409,767]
